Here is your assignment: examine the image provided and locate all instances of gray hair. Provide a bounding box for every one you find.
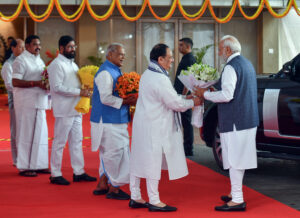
[221,35,241,53]
[106,43,124,57]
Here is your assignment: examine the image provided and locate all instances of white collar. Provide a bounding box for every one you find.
[58,53,74,63]
[227,52,240,63]
[24,49,40,59]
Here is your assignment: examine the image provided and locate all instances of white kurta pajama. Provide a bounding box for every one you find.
[48,54,85,177]
[130,62,194,204]
[1,55,17,165]
[204,53,257,203]
[91,71,130,187]
[12,50,49,170]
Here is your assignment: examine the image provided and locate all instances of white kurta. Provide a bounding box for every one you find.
[204,53,257,170]
[1,55,17,164]
[130,69,194,181]
[12,50,49,170]
[48,54,85,177]
[90,71,130,187]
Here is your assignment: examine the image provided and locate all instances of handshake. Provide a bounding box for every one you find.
[187,87,211,107]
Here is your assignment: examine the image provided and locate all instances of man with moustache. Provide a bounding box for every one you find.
[1,38,24,166]
[12,35,50,177]
[48,35,96,185]
[194,35,259,211]
[91,43,136,200]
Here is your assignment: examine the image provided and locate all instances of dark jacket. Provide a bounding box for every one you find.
[215,55,259,133]
[174,52,196,94]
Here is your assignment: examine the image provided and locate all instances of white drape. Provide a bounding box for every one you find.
[278,8,300,68]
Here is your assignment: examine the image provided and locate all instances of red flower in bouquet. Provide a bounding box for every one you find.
[45,49,59,66]
[41,67,50,90]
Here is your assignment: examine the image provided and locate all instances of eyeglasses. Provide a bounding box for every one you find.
[66,45,77,50]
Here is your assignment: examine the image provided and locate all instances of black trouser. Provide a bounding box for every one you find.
[181,108,194,155]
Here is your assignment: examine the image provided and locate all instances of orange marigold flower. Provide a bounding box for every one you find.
[115,72,140,98]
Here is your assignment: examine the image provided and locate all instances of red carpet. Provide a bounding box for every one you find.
[0,94,299,218]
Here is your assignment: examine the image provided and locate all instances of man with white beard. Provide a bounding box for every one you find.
[194,35,259,211]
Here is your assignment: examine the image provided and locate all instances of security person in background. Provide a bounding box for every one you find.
[174,38,196,156]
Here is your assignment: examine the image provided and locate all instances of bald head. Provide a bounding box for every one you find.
[11,39,25,57]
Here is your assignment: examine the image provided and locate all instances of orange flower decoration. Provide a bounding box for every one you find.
[116,72,141,98]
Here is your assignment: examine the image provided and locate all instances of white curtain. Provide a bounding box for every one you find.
[278,8,300,68]
[182,23,215,67]
[141,22,175,79]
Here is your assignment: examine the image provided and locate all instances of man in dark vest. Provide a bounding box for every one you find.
[174,38,196,156]
[194,35,259,211]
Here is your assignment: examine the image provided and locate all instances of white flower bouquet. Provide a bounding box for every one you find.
[178,63,220,128]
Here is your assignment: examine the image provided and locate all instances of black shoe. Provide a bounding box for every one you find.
[106,189,130,200]
[129,199,150,208]
[35,169,51,174]
[93,189,109,195]
[73,173,97,182]
[215,202,246,211]
[148,204,177,212]
[19,170,37,177]
[50,176,70,185]
[221,195,232,203]
[185,151,193,156]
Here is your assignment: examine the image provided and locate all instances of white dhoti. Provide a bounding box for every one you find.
[50,115,85,177]
[91,121,130,187]
[15,107,48,170]
[8,91,17,165]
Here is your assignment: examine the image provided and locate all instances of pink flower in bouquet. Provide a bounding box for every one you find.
[41,67,50,90]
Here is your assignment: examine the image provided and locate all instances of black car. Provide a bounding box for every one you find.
[201,55,300,169]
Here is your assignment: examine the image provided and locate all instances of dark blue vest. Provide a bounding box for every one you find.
[215,55,259,133]
[90,60,129,124]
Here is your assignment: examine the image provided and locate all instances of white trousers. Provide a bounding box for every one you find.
[8,91,17,165]
[15,107,48,170]
[97,123,130,187]
[50,115,85,177]
[130,175,160,205]
[229,167,245,203]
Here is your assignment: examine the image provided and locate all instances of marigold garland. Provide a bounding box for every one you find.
[55,0,86,22]
[264,0,294,18]
[116,0,147,22]
[0,0,23,22]
[24,0,54,22]
[0,0,299,23]
[237,0,264,20]
[147,0,177,21]
[87,0,115,21]
[177,0,208,21]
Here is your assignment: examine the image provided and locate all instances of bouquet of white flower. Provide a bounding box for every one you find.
[178,63,220,128]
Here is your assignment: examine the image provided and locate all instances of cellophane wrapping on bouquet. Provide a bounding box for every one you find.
[75,65,99,114]
[178,63,220,128]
